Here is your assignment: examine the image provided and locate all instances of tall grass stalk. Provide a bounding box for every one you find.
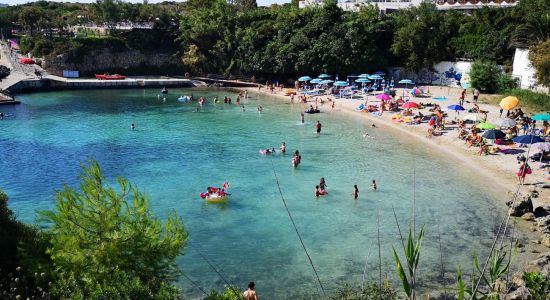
[392,224,426,300]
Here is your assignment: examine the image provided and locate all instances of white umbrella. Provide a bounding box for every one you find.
[533,142,550,153]
[463,114,483,122]
[499,118,516,128]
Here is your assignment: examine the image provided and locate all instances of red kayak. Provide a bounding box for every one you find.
[95,74,126,80]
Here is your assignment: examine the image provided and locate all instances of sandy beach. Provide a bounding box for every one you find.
[240,84,550,267]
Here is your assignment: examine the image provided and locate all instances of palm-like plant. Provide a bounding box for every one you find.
[392,225,425,300]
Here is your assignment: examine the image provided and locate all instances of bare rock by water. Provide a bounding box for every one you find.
[504,286,532,300]
[507,195,533,217]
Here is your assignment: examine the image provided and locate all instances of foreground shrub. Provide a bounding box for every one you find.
[39,160,188,299]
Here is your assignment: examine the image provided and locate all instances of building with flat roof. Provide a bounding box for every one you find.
[298,0,518,11]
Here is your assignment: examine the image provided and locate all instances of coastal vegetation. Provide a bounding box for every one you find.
[0,0,549,83]
[0,161,188,299]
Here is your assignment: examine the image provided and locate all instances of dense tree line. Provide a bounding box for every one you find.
[0,0,549,83]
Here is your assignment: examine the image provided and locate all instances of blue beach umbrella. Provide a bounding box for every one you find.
[398,79,414,85]
[355,78,371,83]
[398,79,414,97]
[318,74,331,79]
[298,76,312,82]
[374,71,385,76]
[310,78,323,84]
[433,96,447,101]
[512,135,545,144]
[334,81,349,87]
[447,104,465,111]
[368,75,383,80]
[532,114,550,121]
[358,74,370,78]
[321,79,334,84]
[447,104,466,119]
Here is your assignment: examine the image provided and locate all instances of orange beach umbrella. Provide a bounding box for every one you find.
[500,96,519,110]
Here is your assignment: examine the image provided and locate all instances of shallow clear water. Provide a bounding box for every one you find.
[0,88,503,298]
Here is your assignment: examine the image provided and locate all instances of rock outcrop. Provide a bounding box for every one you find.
[43,49,183,77]
[507,195,533,217]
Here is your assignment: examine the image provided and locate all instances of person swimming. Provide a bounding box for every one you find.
[242,105,246,112]
[319,177,327,190]
[257,106,263,113]
[352,185,359,199]
[371,180,377,190]
[131,123,135,130]
[280,142,286,154]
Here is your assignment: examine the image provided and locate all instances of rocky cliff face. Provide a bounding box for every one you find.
[43,49,184,77]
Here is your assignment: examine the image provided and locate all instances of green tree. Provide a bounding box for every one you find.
[0,190,53,298]
[391,3,454,71]
[510,0,550,48]
[40,161,188,299]
[469,61,502,93]
[18,6,48,35]
[529,39,550,87]
[94,0,122,28]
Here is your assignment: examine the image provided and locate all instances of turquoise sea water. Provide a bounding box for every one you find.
[0,88,504,298]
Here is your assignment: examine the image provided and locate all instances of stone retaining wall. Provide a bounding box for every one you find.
[43,49,184,77]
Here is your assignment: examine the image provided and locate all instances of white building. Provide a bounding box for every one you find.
[298,0,518,11]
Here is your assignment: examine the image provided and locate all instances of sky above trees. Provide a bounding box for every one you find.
[2,0,291,7]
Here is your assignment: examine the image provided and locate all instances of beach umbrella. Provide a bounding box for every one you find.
[499,118,516,128]
[532,113,550,121]
[358,74,370,78]
[500,96,519,110]
[376,94,392,101]
[374,71,385,76]
[448,104,465,119]
[398,79,414,97]
[447,104,465,111]
[398,79,414,85]
[512,134,545,144]
[463,114,483,122]
[478,123,497,130]
[368,75,383,80]
[318,74,331,79]
[298,76,312,82]
[534,142,550,152]
[310,78,323,84]
[433,96,447,101]
[482,129,506,140]
[321,79,334,84]
[402,102,419,109]
[334,81,349,87]
[355,78,371,83]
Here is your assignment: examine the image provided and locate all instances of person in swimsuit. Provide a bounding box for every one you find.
[353,185,358,199]
[316,121,322,134]
[300,112,304,124]
[243,282,258,300]
[131,123,135,130]
[280,142,286,154]
[319,177,327,190]
[315,185,321,198]
[371,180,377,190]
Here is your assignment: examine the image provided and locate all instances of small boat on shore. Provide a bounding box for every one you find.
[95,74,126,80]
